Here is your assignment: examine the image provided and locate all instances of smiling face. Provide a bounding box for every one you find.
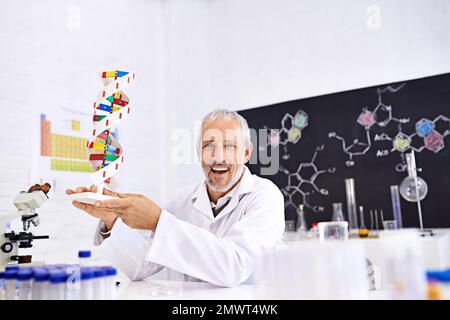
[199,118,252,194]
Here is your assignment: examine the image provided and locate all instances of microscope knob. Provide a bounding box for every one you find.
[1,242,14,253]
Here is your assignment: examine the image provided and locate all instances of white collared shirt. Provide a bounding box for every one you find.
[94,166,285,287]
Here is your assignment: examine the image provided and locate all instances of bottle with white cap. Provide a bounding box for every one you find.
[32,269,50,300]
[80,267,94,300]
[78,250,92,266]
[102,266,118,300]
[17,268,33,300]
[48,270,66,300]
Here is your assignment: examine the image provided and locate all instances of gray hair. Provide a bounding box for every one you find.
[198,109,252,151]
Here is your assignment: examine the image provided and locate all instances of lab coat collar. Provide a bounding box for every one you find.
[192,166,254,219]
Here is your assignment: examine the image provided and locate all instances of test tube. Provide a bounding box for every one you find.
[345,178,358,235]
[359,206,366,228]
[17,268,33,300]
[32,269,49,300]
[390,185,403,228]
[4,270,17,300]
[80,267,94,300]
[103,266,118,300]
[375,210,379,230]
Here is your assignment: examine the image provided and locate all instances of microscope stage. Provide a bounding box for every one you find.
[67,192,118,205]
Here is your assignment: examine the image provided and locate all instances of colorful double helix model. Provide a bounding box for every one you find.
[88,70,136,194]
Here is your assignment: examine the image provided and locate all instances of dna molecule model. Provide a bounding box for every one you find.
[88,70,136,196]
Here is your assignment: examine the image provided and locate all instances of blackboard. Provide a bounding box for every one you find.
[239,73,450,229]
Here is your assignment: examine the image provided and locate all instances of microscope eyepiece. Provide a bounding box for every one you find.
[27,182,51,195]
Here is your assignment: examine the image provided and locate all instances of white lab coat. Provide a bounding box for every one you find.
[94,166,285,287]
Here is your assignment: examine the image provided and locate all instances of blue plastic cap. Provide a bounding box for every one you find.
[53,264,69,271]
[5,265,20,271]
[93,268,107,278]
[3,270,17,279]
[34,270,50,282]
[78,250,92,258]
[44,268,59,275]
[17,269,33,281]
[49,271,66,284]
[102,266,118,277]
[80,267,94,280]
[44,265,57,270]
[427,269,450,283]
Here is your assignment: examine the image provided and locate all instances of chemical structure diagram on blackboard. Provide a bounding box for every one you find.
[328,83,450,172]
[260,109,309,160]
[259,109,335,212]
[278,144,335,213]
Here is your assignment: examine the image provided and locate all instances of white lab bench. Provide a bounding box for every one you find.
[116,278,390,300]
[114,229,450,300]
[3,228,444,300]
[117,279,262,300]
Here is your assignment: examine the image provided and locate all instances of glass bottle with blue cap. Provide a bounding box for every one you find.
[79,250,91,266]
[48,270,66,300]
[32,268,49,300]
[17,268,33,300]
[3,269,17,300]
[80,267,94,300]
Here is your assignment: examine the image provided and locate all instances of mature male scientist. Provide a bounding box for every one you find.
[66,109,285,287]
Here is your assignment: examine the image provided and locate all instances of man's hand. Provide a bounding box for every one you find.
[65,185,118,231]
[94,193,162,232]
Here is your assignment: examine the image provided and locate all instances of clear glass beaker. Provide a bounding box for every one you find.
[383,220,398,230]
[318,221,349,242]
[283,220,297,241]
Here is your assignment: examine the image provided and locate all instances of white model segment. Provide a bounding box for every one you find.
[67,192,118,205]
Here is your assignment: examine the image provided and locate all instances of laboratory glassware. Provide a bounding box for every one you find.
[345,178,358,236]
[318,221,349,242]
